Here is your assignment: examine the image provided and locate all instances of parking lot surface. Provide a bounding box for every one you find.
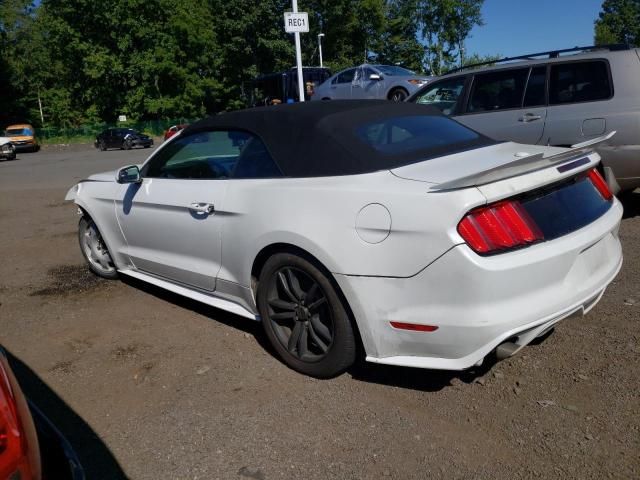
[0,145,638,479]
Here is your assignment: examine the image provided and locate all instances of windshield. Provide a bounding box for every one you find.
[373,65,415,76]
[5,128,33,136]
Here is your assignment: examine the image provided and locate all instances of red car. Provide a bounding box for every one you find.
[163,124,188,141]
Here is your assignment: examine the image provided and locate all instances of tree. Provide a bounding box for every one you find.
[416,0,484,75]
[376,0,424,71]
[594,0,640,45]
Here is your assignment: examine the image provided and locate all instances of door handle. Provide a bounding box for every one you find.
[352,84,361,88]
[189,202,215,214]
[519,113,542,123]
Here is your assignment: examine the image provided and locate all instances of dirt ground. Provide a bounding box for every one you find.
[0,145,638,480]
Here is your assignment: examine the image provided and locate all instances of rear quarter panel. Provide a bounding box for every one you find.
[217,171,485,287]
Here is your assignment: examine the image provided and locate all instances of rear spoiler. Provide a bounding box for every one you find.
[431,131,616,191]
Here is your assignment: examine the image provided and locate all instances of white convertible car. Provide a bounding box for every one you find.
[66,101,623,378]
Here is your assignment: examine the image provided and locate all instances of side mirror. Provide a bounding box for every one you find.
[369,74,382,81]
[117,165,142,184]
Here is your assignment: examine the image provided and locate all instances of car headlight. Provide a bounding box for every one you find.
[1,144,14,153]
[407,79,428,86]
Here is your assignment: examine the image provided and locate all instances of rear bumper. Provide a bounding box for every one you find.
[335,199,623,370]
[12,141,38,152]
[132,139,153,147]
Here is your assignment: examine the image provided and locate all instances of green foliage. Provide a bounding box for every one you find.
[594,0,640,45]
[1,0,489,128]
[416,0,484,75]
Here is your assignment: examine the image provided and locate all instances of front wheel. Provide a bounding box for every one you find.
[98,140,107,151]
[388,88,408,102]
[78,216,118,279]
[257,253,356,378]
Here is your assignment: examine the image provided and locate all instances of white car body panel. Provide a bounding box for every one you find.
[65,115,623,371]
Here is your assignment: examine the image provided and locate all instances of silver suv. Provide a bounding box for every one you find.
[408,45,640,192]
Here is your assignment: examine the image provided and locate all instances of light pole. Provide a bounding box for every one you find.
[318,33,325,68]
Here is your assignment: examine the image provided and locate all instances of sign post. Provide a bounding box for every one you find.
[284,1,308,102]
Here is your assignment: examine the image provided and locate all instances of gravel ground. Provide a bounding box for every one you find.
[0,145,638,479]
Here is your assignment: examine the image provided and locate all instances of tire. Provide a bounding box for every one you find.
[99,140,107,151]
[321,97,331,101]
[78,216,118,279]
[388,88,408,102]
[257,253,356,378]
[122,139,132,150]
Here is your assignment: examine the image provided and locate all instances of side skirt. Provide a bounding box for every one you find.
[118,268,259,321]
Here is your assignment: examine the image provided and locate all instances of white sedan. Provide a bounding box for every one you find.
[65,101,623,378]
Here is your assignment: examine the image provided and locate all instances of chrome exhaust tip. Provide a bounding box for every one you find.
[495,342,519,360]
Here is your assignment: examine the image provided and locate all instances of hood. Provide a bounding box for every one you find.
[87,170,117,182]
[0,137,12,146]
[390,142,569,186]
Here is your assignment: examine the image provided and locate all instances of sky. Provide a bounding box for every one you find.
[467,0,604,59]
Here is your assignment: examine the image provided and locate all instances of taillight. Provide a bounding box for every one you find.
[587,168,613,201]
[0,357,40,480]
[458,200,544,254]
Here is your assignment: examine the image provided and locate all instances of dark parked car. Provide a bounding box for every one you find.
[247,67,332,106]
[95,128,153,151]
[0,348,84,479]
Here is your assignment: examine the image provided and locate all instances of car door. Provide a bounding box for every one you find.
[542,60,613,146]
[455,66,547,145]
[352,66,382,99]
[115,130,249,291]
[329,68,356,99]
[102,129,112,147]
[110,129,121,148]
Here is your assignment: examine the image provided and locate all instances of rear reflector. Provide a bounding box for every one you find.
[587,168,613,201]
[458,199,544,254]
[390,322,439,332]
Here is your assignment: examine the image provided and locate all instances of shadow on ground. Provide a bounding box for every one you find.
[122,275,509,392]
[5,350,128,479]
[620,190,640,219]
[120,276,268,349]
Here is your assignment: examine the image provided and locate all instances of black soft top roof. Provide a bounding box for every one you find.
[183,100,494,177]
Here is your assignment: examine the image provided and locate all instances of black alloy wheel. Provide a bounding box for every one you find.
[257,253,356,378]
[389,88,408,102]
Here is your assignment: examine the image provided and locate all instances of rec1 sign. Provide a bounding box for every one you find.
[284,12,309,33]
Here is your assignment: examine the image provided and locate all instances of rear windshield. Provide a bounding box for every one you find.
[5,128,33,136]
[355,115,480,156]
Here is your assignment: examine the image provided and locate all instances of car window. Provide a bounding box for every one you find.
[355,115,479,156]
[413,77,466,115]
[144,130,281,180]
[334,68,356,84]
[5,128,33,136]
[467,68,528,112]
[231,137,282,179]
[523,66,547,107]
[374,65,415,76]
[549,61,612,105]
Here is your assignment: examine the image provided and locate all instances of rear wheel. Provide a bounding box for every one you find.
[78,217,118,279]
[388,88,408,102]
[257,253,356,378]
[98,140,107,151]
